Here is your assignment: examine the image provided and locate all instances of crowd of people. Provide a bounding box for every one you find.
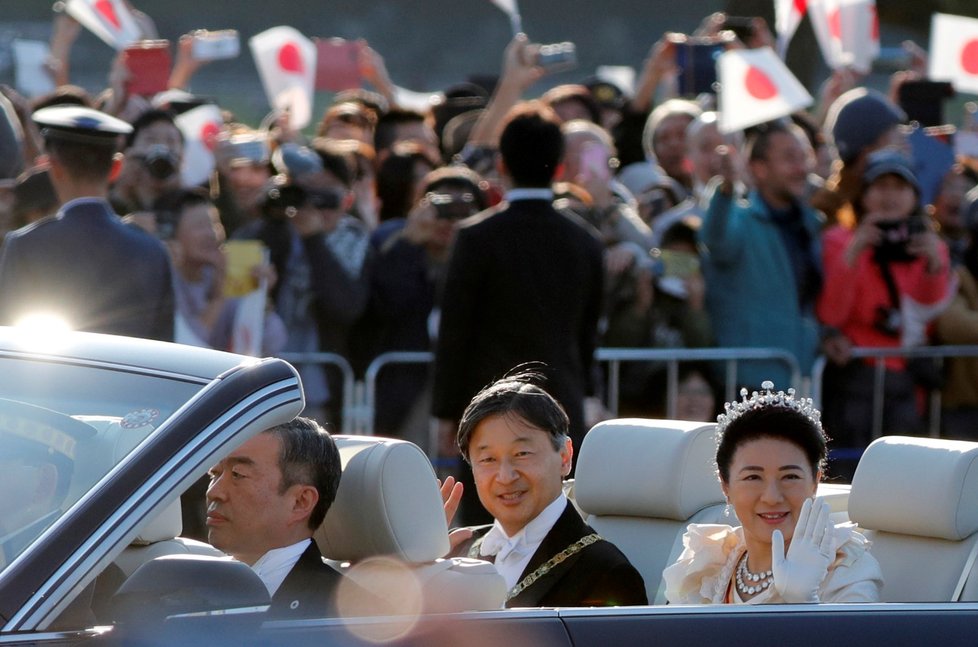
[0,4,976,499]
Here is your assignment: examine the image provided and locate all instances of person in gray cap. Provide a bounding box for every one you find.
[815,87,908,226]
[0,105,174,341]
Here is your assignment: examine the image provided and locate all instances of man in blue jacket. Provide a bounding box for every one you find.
[699,120,823,389]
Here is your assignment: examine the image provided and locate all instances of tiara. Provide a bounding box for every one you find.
[715,380,822,437]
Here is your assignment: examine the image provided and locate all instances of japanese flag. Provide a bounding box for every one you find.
[929,13,978,96]
[249,26,316,130]
[65,0,142,50]
[175,103,224,187]
[775,0,807,57]
[717,47,813,134]
[489,0,522,36]
[808,0,880,74]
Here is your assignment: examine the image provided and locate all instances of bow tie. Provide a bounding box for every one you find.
[480,527,530,564]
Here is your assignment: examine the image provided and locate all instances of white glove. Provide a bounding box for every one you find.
[771,497,834,603]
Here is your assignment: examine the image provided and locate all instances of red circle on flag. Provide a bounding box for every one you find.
[200,122,220,152]
[95,0,122,30]
[277,43,304,74]
[962,39,978,76]
[828,8,842,39]
[745,66,778,100]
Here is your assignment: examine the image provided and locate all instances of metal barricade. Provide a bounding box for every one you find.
[277,352,357,434]
[360,347,803,434]
[811,345,978,440]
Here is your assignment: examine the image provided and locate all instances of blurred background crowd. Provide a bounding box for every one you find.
[1,0,978,486]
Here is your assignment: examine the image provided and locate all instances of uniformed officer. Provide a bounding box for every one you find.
[0,105,174,341]
[0,399,96,568]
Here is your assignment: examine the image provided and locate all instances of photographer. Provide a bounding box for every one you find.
[234,142,371,426]
[110,109,184,215]
[817,149,951,457]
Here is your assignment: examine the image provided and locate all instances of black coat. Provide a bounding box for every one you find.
[431,198,605,445]
[0,199,174,341]
[451,500,648,608]
[266,540,346,619]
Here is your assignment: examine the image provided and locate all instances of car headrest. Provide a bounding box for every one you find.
[316,435,450,563]
[575,419,724,520]
[849,436,978,541]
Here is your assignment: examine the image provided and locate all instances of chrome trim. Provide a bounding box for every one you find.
[0,349,213,384]
[7,369,302,630]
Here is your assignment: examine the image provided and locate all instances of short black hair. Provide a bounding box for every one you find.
[265,417,342,530]
[152,187,212,240]
[745,119,804,163]
[457,369,569,461]
[46,138,115,183]
[374,108,429,154]
[499,102,564,188]
[310,139,357,188]
[125,108,182,149]
[715,406,828,485]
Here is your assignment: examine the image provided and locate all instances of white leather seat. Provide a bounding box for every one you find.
[71,416,221,579]
[574,419,726,604]
[848,435,978,602]
[316,435,506,614]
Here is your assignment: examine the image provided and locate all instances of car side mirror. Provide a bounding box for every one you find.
[109,554,270,629]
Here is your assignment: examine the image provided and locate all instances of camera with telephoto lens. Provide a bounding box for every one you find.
[140,144,180,180]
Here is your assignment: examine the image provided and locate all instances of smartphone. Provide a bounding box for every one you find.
[123,40,171,97]
[314,38,362,92]
[578,140,610,184]
[670,33,728,97]
[721,16,757,45]
[191,29,240,61]
[898,80,955,128]
[536,42,577,74]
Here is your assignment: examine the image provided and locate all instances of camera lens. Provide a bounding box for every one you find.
[141,145,179,180]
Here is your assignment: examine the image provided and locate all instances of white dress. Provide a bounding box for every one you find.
[662,523,883,604]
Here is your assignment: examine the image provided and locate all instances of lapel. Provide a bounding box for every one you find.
[267,540,343,619]
[506,500,591,607]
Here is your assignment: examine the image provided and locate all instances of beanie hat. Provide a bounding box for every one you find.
[825,88,906,165]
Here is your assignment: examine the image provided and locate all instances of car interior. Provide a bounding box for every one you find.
[61,417,978,629]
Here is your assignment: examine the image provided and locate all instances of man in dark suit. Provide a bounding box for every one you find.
[432,102,605,522]
[446,372,647,607]
[205,417,348,619]
[0,106,173,341]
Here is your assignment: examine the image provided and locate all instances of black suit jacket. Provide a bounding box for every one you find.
[451,500,647,608]
[431,198,605,445]
[266,540,346,619]
[0,199,174,341]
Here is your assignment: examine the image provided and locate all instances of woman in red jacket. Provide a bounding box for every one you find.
[817,149,951,465]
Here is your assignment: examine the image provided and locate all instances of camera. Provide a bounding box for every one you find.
[426,192,479,221]
[874,217,926,264]
[140,144,180,180]
[536,42,577,73]
[261,175,344,219]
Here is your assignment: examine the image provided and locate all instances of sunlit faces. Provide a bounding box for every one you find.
[206,432,317,565]
[750,130,813,209]
[653,114,694,182]
[861,174,917,221]
[721,437,819,553]
[467,413,572,537]
[175,202,225,267]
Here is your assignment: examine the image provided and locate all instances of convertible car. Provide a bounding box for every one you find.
[1,327,977,647]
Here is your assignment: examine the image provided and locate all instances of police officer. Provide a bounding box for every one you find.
[0,106,174,340]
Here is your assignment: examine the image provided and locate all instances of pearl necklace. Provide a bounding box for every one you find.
[735,552,773,596]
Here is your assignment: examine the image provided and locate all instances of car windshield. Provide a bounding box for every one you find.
[0,353,205,572]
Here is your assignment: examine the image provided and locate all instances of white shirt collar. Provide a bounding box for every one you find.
[504,188,554,203]
[250,538,311,597]
[479,494,567,590]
